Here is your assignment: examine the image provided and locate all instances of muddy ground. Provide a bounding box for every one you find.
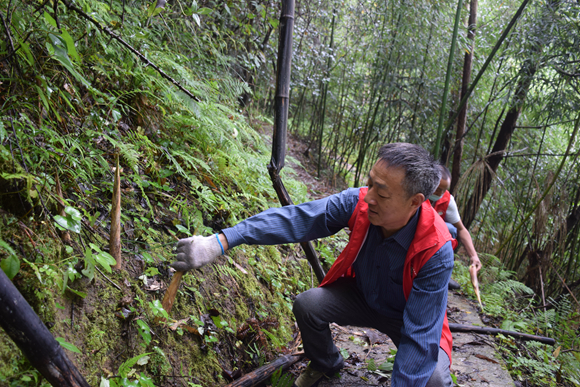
[283,290,514,386]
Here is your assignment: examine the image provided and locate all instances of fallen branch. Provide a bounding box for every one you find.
[0,269,90,386]
[95,266,122,291]
[61,0,200,102]
[449,323,555,346]
[224,353,304,387]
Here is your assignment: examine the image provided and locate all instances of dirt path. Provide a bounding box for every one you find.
[285,290,514,386]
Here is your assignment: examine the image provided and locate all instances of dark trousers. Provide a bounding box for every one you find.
[292,278,452,386]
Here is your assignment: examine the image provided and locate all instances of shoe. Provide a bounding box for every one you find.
[293,364,325,387]
[448,278,461,290]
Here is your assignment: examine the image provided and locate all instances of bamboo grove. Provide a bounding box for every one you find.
[1,0,580,385]
[250,0,580,302]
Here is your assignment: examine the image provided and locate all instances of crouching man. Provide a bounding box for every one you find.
[172,143,456,387]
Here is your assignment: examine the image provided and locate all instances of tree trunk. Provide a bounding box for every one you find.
[450,0,478,193]
[0,269,90,387]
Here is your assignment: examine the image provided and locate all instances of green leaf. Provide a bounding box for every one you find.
[34,85,50,111]
[60,29,80,62]
[211,315,223,328]
[192,13,201,27]
[66,286,87,299]
[0,254,20,279]
[95,251,116,273]
[55,337,82,353]
[23,258,43,284]
[118,353,152,377]
[82,248,96,281]
[378,361,394,372]
[44,11,57,28]
[100,377,110,387]
[147,1,156,17]
[0,121,5,143]
[119,378,139,387]
[48,34,91,88]
[138,374,155,387]
[54,206,82,233]
[0,239,18,280]
[150,300,168,319]
[268,17,279,29]
[198,7,212,15]
[144,267,159,276]
[176,224,189,234]
[19,41,34,66]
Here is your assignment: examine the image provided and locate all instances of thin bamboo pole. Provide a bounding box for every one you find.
[442,0,532,136]
[267,0,325,283]
[434,0,464,159]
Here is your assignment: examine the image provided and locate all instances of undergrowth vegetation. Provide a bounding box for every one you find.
[454,254,580,386]
[0,0,317,385]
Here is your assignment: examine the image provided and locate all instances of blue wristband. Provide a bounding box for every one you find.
[215,233,225,255]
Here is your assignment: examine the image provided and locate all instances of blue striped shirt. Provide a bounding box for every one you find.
[222,187,454,387]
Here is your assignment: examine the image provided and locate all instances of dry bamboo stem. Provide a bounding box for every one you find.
[110,154,122,270]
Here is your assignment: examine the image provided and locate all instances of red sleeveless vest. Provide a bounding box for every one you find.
[432,190,451,220]
[319,187,455,362]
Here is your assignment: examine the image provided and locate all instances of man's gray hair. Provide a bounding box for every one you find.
[377,143,441,199]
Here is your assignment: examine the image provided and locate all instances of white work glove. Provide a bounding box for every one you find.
[171,234,224,272]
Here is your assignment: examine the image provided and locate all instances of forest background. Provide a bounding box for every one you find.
[0,0,579,386]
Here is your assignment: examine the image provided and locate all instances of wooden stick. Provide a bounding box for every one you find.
[161,270,183,314]
[448,323,555,345]
[224,353,304,387]
[161,234,183,315]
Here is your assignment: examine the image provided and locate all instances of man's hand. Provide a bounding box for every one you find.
[171,234,224,272]
[470,255,482,272]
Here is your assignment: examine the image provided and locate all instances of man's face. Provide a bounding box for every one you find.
[432,177,451,198]
[364,161,424,236]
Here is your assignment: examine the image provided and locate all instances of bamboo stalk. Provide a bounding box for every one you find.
[111,154,122,270]
[434,0,464,159]
[267,0,325,284]
[443,0,532,136]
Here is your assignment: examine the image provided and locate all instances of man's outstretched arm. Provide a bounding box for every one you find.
[172,188,360,271]
[453,219,481,271]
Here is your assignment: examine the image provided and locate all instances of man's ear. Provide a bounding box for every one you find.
[410,193,425,209]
